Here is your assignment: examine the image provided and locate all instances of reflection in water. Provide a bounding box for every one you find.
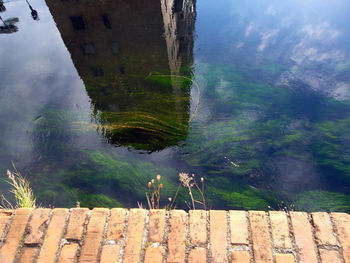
[0,16,18,34]
[0,0,5,12]
[0,0,39,34]
[0,0,18,34]
[26,0,39,21]
[45,0,196,151]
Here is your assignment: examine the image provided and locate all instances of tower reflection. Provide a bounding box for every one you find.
[46,0,196,151]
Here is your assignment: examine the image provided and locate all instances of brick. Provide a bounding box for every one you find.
[275,253,295,263]
[0,209,13,237]
[79,208,108,263]
[332,212,350,263]
[230,210,249,245]
[148,209,166,242]
[58,243,79,263]
[66,208,89,240]
[18,247,37,263]
[231,250,250,263]
[106,208,127,241]
[24,208,51,245]
[189,210,206,245]
[0,208,33,263]
[269,211,292,248]
[290,212,318,263]
[167,210,187,263]
[210,210,228,263]
[144,246,164,263]
[100,244,120,263]
[249,211,273,263]
[188,247,206,263]
[319,249,342,263]
[123,209,146,263]
[312,212,337,246]
[37,208,68,263]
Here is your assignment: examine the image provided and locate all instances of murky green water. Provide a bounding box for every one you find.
[1,0,350,211]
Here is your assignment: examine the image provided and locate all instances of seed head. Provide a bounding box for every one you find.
[168,197,172,202]
[148,182,151,188]
[201,177,204,182]
[159,183,163,189]
[7,170,14,180]
[179,172,193,188]
[157,174,161,181]
[151,179,155,184]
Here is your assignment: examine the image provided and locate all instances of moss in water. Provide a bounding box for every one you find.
[294,190,350,213]
[181,61,350,209]
[85,71,192,152]
[61,151,182,207]
[204,176,277,210]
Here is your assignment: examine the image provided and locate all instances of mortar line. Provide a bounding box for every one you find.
[139,210,149,263]
[308,213,322,263]
[184,210,190,263]
[96,209,111,263]
[53,208,72,263]
[13,209,34,262]
[246,211,254,263]
[162,210,170,263]
[206,210,211,263]
[74,209,92,263]
[226,210,231,262]
[118,209,129,263]
[33,208,55,263]
[266,211,276,263]
[0,209,16,247]
[286,211,300,263]
[329,213,346,263]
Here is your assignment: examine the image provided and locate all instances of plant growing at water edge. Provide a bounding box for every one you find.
[145,174,163,209]
[177,172,206,210]
[143,172,207,210]
[0,165,37,209]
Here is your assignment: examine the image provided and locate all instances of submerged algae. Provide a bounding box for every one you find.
[180,62,350,209]
[295,190,350,213]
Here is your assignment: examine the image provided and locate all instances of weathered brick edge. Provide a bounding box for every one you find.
[0,209,349,263]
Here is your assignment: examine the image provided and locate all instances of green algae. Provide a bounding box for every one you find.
[85,73,192,151]
[59,151,182,207]
[295,190,350,213]
[179,61,350,208]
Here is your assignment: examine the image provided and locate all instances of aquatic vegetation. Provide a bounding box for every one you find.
[59,151,182,207]
[179,62,350,208]
[294,190,350,213]
[85,73,192,152]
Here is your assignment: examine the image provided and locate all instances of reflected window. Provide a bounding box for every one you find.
[119,66,125,74]
[173,0,183,13]
[102,14,111,29]
[91,67,104,77]
[70,16,85,30]
[111,42,119,54]
[82,43,96,55]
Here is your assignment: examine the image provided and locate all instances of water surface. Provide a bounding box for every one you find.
[1,0,350,211]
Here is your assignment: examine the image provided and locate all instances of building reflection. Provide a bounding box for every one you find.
[45,0,196,151]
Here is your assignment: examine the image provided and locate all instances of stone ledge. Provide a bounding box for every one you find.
[0,208,348,262]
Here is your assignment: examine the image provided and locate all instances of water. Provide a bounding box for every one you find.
[1,0,350,211]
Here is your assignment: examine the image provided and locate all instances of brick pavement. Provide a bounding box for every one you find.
[0,208,349,262]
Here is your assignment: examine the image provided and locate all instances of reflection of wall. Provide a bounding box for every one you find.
[161,0,196,72]
[45,0,196,151]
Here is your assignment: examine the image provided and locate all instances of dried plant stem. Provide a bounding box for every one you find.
[188,187,195,210]
[169,183,181,210]
[146,192,152,209]
[193,180,206,210]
